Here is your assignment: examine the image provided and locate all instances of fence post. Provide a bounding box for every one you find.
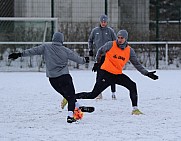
[165,42,168,68]
[156,0,160,69]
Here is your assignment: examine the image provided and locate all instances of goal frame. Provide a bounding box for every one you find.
[0,17,58,42]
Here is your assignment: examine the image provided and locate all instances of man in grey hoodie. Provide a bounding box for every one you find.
[8,32,90,123]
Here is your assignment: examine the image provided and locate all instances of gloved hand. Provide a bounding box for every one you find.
[84,57,89,63]
[92,63,100,72]
[146,71,158,80]
[8,53,22,60]
[89,50,93,57]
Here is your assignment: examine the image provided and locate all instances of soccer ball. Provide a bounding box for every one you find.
[74,108,84,120]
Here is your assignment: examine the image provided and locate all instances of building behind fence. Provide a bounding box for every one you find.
[0,0,181,71]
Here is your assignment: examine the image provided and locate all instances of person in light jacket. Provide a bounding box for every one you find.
[8,32,90,123]
[88,14,117,100]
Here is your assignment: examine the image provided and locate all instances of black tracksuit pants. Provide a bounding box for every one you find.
[76,70,138,107]
[49,74,76,112]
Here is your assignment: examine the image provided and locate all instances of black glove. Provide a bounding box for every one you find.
[146,71,158,80]
[89,50,93,57]
[8,53,22,60]
[84,57,89,63]
[92,63,100,72]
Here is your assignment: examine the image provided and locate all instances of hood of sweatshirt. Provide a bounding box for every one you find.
[52,32,64,45]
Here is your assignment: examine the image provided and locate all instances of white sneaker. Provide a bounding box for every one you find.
[112,92,116,100]
[112,94,117,100]
[96,93,103,99]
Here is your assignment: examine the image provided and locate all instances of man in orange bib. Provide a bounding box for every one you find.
[76,30,159,115]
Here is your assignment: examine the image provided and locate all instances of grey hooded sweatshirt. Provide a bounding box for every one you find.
[88,26,117,53]
[22,32,86,78]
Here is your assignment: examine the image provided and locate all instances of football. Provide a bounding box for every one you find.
[74,108,84,120]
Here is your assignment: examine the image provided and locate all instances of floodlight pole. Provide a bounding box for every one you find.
[51,0,54,36]
[105,0,107,15]
[179,7,181,37]
[156,0,159,69]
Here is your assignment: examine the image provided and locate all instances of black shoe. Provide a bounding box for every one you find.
[79,106,95,113]
[67,116,77,123]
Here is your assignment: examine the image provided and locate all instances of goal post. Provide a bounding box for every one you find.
[0,17,58,72]
[0,17,58,43]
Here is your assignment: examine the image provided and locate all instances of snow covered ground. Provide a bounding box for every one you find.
[0,70,181,141]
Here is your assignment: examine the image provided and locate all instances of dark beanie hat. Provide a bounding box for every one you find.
[100,14,108,22]
[117,30,128,40]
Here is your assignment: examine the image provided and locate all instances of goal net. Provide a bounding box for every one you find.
[0,17,58,72]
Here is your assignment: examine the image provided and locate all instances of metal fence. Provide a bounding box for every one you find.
[0,0,181,70]
[0,0,181,42]
[0,41,181,71]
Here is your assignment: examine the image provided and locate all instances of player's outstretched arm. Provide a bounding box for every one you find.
[146,71,159,80]
[8,53,22,60]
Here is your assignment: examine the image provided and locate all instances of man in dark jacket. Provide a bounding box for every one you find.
[88,14,117,100]
[8,32,90,123]
[75,30,159,115]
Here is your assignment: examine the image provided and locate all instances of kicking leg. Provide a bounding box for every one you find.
[49,75,76,117]
[75,81,110,99]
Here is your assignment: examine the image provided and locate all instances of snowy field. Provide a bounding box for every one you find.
[0,70,181,141]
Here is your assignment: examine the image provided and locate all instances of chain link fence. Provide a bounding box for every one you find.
[0,0,181,70]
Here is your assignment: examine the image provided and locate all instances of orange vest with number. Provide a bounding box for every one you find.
[101,41,130,74]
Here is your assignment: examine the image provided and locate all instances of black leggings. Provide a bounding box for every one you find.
[76,70,138,107]
[49,74,76,112]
